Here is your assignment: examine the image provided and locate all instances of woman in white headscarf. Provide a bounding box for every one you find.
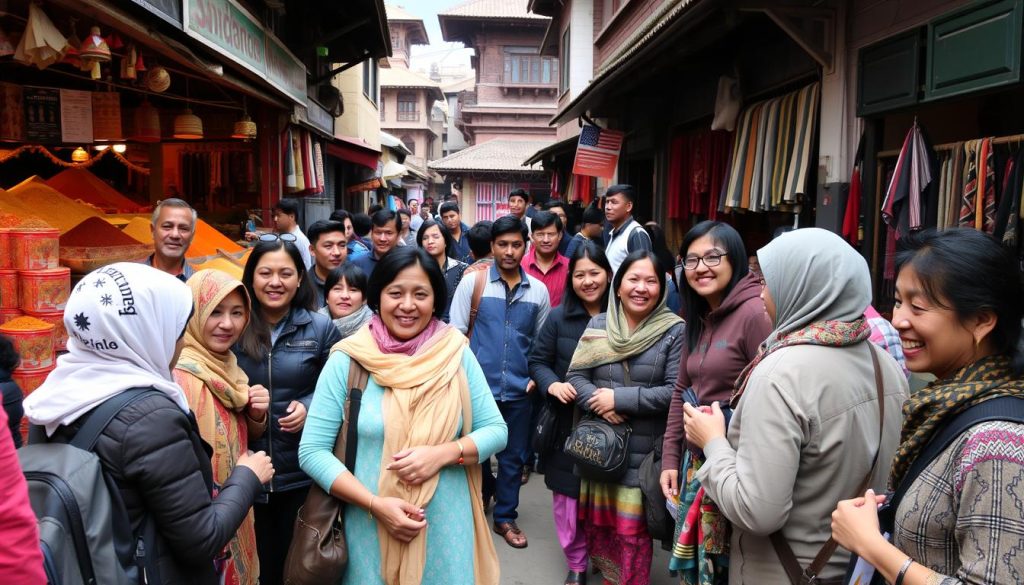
[681,229,908,584]
[23,262,275,585]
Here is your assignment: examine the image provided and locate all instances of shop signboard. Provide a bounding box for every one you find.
[294,101,335,137]
[183,0,306,106]
[23,87,61,144]
[130,0,183,27]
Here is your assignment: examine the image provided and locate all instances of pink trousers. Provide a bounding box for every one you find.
[552,492,588,572]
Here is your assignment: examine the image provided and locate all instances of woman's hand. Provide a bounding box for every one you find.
[387,445,452,485]
[548,382,577,404]
[587,388,617,416]
[660,469,679,499]
[279,400,307,433]
[236,450,275,483]
[682,401,726,449]
[371,496,427,542]
[246,384,269,421]
[831,489,889,555]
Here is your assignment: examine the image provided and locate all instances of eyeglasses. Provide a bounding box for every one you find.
[258,233,298,243]
[681,253,724,271]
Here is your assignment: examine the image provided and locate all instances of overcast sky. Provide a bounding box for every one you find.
[398,0,474,72]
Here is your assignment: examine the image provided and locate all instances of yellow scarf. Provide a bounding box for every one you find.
[334,325,499,585]
[175,270,252,412]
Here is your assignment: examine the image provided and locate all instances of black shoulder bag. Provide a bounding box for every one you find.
[564,361,633,483]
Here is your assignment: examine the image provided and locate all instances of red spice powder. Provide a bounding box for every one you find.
[59,217,142,247]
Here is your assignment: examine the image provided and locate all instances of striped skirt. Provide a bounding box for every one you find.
[579,479,652,585]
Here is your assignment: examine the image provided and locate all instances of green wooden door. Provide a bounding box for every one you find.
[858,30,922,116]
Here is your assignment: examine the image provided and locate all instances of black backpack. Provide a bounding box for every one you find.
[20,388,163,585]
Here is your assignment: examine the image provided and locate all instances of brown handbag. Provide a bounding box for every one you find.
[282,361,369,585]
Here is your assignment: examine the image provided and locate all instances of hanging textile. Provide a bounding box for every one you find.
[313,142,326,196]
[284,128,297,190]
[881,120,936,238]
[667,129,732,221]
[842,135,864,245]
[721,82,820,213]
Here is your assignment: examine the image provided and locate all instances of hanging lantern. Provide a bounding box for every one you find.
[71,147,89,163]
[0,27,15,58]
[79,26,110,80]
[173,109,203,140]
[144,66,170,93]
[231,113,257,140]
[13,3,69,69]
[135,52,147,72]
[130,100,161,142]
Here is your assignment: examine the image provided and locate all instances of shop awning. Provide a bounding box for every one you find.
[381,160,408,179]
[326,141,379,170]
[550,0,709,125]
[347,177,385,192]
[523,135,579,166]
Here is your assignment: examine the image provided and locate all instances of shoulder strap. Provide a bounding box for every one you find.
[771,344,886,585]
[67,387,165,451]
[887,395,1024,516]
[336,360,368,467]
[467,270,487,338]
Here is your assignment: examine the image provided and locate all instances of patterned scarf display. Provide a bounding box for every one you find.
[888,355,1024,489]
[730,318,870,406]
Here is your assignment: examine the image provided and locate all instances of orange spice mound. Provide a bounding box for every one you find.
[18,218,53,229]
[188,220,243,258]
[121,217,154,245]
[0,212,21,228]
[45,168,144,213]
[0,315,54,331]
[0,177,101,234]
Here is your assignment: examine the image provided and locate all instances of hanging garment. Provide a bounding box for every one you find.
[881,121,935,238]
[842,135,864,245]
[980,138,997,233]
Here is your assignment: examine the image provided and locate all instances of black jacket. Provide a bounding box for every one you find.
[528,305,591,497]
[52,391,263,585]
[0,369,23,448]
[235,307,341,492]
[567,316,685,488]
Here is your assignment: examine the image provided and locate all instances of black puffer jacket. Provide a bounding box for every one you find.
[51,391,263,585]
[528,305,591,497]
[0,368,24,448]
[566,315,684,488]
[235,307,341,491]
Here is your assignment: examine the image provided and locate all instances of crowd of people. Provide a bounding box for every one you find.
[0,183,1022,585]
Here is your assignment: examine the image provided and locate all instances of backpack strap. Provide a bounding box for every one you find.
[883,395,1024,528]
[466,269,488,339]
[70,387,165,450]
[771,344,886,585]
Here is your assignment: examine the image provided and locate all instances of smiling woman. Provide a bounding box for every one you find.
[235,240,341,584]
[299,246,508,585]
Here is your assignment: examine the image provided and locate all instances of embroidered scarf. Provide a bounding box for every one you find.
[888,355,1024,489]
[731,318,870,407]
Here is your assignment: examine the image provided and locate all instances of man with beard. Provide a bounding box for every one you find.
[450,215,550,550]
[145,198,196,281]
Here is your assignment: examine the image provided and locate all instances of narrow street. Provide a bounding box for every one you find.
[495,476,677,585]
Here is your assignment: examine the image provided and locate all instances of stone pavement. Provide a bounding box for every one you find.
[493,473,677,585]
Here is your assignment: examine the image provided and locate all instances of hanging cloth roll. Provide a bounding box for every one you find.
[284,127,297,190]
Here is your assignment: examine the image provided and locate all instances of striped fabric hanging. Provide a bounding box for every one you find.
[721,82,820,213]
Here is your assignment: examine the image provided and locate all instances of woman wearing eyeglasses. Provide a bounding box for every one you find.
[234,237,342,585]
[659,221,772,584]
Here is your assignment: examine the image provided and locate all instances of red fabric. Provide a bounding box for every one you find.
[0,408,46,584]
[325,141,378,170]
[667,129,732,221]
[522,247,569,308]
[842,166,862,245]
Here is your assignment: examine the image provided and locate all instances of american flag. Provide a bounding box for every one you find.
[572,124,624,179]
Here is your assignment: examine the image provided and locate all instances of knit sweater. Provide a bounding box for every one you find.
[893,420,1024,583]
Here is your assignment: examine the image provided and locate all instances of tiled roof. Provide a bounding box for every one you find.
[439,0,548,19]
[385,3,421,21]
[428,139,553,173]
[380,68,445,99]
